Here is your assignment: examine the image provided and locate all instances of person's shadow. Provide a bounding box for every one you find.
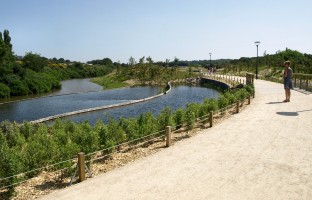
[276,109,312,116]
[267,101,285,104]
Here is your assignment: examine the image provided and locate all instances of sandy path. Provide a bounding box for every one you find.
[40,79,312,200]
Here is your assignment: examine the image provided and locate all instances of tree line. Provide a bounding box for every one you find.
[0,29,115,99]
[219,48,312,76]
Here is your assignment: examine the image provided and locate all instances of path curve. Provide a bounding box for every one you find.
[40,79,312,200]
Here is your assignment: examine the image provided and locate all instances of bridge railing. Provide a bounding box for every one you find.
[293,73,312,92]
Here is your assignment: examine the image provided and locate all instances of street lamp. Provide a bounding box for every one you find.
[209,53,212,69]
[254,41,260,79]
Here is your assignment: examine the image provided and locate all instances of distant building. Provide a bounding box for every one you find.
[16,55,23,60]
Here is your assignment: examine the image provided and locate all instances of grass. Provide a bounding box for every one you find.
[91,74,129,90]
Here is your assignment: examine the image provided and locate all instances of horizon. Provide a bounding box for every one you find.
[1,0,311,63]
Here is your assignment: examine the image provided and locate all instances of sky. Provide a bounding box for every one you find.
[0,0,311,63]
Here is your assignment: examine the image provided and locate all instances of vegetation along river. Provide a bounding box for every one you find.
[0,79,219,124]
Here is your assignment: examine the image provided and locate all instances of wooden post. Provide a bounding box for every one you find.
[78,152,86,182]
[248,96,251,105]
[294,78,297,87]
[299,79,302,89]
[210,111,214,127]
[166,126,171,147]
[306,79,309,91]
[236,101,240,113]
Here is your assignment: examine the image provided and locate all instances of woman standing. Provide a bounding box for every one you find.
[283,60,293,102]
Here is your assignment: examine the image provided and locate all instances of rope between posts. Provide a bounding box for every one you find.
[0,157,76,182]
[0,179,29,190]
[85,130,166,157]
[87,135,164,164]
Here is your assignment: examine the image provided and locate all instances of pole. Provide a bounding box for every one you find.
[78,152,86,182]
[166,126,172,147]
[256,44,259,79]
[254,41,260,80]
[209,53,212,70]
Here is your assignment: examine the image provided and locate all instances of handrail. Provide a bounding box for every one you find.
[293,73,312,92]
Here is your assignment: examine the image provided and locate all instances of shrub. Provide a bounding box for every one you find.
[174,108,185,129]
[0,83,10,98]
[236,88,248,101]
[120,117,139,141]
[70,121,100,154]
[205,98,219,113]
[245,84,254,96]
[223,92,236,104]
[0,131,22,194]
[218,94,229,109]
[157,107,175,130]
[185,105,196,132]
[107,119,126,147]
[137,112,157,137]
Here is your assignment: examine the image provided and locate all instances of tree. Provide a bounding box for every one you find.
[3,29,12,49]
[146,56,153,64]
[23,52,48,72]
[128,56,136,66]
[139,56,145,64]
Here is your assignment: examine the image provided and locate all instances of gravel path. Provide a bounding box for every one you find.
[40,79,312,200]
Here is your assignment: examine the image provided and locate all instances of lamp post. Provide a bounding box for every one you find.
[209,53,212,69]
[254,41,260,79]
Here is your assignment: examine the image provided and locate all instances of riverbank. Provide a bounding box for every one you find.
[0,78,103,105]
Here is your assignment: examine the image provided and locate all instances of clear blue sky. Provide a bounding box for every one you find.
[1,0,311,63]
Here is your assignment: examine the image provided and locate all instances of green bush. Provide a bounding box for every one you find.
[245,84,254,96]
[70,122,100,154]
[107,119,127,147]
[236,88,248,101]
[137,112,157,137]
[0,131,23,194]
[218,94,229,109]
[157,107,175,130]
[0,83,10,98]
[205,98,219,113]
[185,104,196,131]
[119,117,140,141]
[223,92,237,104]
[0,121,25,148]
[174,108,185,129]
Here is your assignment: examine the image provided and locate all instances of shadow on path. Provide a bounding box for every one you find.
[276,109,312,116]
[267,101,285,104]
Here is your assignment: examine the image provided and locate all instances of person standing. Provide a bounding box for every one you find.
[283,60,293,102]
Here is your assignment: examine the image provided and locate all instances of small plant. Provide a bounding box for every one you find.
[174,108,185,129]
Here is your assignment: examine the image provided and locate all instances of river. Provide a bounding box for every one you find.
[0,79,219,124]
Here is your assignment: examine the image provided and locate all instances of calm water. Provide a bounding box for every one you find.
[65,84,219,125]
[0,86,162,122]
[0,77,219,124]
[0,78,103,104]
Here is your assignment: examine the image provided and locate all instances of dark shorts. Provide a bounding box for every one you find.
[284,79,293,90]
